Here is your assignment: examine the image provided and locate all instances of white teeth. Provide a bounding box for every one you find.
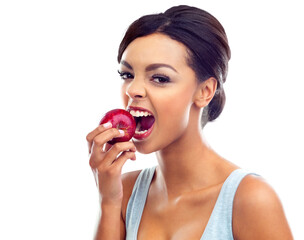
[130,110,152,117]
[135,129,148,134]
[129,109,153,135]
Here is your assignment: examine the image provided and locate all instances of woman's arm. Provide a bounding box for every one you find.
[94,202,125,240]
[94,169,141,240]
[233,175,293,240]
[86,124,136,240]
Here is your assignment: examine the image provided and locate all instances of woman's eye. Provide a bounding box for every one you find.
[152,75,171,84]
[118,70,133,80]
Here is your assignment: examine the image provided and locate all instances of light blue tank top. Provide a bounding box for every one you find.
[126,166,256,240]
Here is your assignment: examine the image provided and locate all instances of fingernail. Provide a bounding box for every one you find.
[118,130,125,136]
[103,122,112,128]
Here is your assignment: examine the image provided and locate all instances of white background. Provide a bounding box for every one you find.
[0,0,303,239]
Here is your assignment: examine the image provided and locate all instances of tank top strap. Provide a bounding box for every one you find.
[125,166,157,240]
[201,168,258,240]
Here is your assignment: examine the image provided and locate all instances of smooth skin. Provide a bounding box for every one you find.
[86,33,293,240]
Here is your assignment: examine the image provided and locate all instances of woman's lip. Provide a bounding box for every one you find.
[133,123,154,140]
[127,106,155,141]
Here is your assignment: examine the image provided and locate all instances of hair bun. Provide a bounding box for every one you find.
[207,88,226,122]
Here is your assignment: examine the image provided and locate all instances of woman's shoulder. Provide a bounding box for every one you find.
[233,174,293,239]
[122,169,142,192]
[234,174,279,213]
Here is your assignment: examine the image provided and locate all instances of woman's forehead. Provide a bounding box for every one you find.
[120,33,189,68]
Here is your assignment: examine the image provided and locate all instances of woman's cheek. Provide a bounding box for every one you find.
[121,85,129,108]
[155,91,192,134]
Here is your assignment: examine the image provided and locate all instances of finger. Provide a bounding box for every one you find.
[89,131,131,168]
[91,128,124,153]
[104,141,135,152]
[103,142,136,166]
[108,151,136,172]
[86,122,112,153]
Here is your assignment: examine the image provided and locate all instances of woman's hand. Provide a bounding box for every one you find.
[86,123,136,205]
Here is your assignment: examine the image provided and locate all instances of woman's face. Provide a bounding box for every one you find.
[119,33,199,154]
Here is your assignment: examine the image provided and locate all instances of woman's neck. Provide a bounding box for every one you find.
[155,111,220,198]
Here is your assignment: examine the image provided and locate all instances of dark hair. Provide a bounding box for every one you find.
[118,5,231,127]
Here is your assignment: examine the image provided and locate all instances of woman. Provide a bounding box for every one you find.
[86,5,293,240]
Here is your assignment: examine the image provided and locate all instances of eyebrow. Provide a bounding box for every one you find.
[120,60,133,70]
[146,63,177,73]
[120,60,178,73]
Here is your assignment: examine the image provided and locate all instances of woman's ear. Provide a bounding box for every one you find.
[193,77,217,108]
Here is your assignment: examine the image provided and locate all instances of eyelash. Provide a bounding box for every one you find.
[117,70,171,85]
[151,74,171,84]
[118,70,133,80]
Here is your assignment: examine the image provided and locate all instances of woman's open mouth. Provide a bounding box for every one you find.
[129,107,155,140]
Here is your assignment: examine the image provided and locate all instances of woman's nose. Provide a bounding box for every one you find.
[126,78,146,100]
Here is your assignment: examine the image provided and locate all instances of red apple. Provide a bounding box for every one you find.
[99,109,136,145]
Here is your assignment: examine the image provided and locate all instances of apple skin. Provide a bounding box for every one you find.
[99,109,136,145]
